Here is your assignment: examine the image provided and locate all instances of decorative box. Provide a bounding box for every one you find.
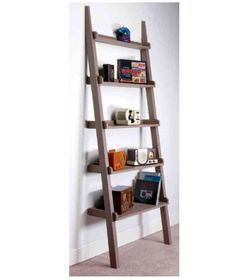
[112,186,133,215]
[108,149,127,171]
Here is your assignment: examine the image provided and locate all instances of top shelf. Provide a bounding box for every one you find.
[93,32,150,50]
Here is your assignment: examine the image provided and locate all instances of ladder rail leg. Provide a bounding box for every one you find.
[141,20,172,245]
[85,6,120,268]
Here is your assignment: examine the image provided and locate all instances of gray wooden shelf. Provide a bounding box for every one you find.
[85,6,172,268]
[93,31,150,50]
[86,119,160,129]
[100,81,155,88]
[86,76,155,88]
[88,201,168,222]
[87,159,164,175]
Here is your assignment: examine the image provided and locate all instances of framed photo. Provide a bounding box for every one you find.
[117,59,147,84]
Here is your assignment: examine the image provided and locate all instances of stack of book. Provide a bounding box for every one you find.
[134,172,162,205]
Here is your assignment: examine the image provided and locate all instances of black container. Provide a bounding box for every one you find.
[103,64,114,82]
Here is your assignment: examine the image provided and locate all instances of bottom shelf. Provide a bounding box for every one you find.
[88,201,168,222]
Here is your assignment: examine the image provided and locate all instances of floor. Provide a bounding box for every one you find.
[70,224,179,276]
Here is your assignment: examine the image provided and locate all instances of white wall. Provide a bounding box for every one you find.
[69,2,179,266]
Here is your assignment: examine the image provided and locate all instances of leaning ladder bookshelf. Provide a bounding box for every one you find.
[85,6,172,269]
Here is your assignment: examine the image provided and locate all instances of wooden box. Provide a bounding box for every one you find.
[108,149,127,171]
[112,186,133,215]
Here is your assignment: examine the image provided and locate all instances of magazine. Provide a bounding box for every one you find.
[134,172,162,205]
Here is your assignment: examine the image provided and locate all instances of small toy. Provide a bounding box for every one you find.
[115,26,130,43]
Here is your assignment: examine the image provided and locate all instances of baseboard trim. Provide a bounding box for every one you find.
[70,211,178,266]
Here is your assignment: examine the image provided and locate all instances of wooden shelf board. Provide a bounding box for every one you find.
[87,159,164,175]
[101,81,155,88]
[86,76,155,88]
[93,32,150,50]
[88,201,168,221]
[86,119,160,129]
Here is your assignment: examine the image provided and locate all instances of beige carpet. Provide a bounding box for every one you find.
[70,224,179,276]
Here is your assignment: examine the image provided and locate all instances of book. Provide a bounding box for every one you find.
[137,171,161,182]
[117,59,147,84]
[134,172,161,205]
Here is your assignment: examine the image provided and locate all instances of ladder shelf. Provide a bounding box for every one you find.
[86,119,160,129]
[88,201,169,222]
[85,5,172,269]
[87,159,164,175]
[86,76,155,88]
[92,31,150,49]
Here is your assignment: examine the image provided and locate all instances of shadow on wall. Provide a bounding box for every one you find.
[86,149,99,164]
[71,25,88,252]
[84,189,104,227]
[74,21,108,248]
